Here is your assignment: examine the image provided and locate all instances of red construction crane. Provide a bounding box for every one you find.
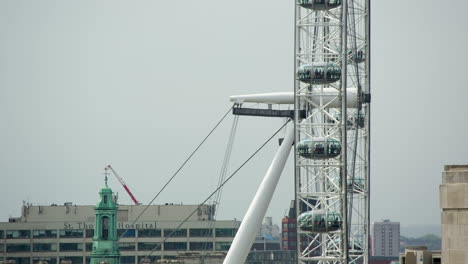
[105,165,141,205]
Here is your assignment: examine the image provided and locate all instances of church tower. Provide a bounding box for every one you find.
[90,175,120,264]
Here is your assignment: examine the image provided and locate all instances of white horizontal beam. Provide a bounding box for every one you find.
[230,88,358,108]
[230,92,294,104]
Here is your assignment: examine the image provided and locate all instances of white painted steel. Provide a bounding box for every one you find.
[230,88,358,108]
[223,122,295,264]
[230,92,294,104]
[294,0,370,263]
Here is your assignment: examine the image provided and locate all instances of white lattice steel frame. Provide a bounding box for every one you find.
[294,0,370,263]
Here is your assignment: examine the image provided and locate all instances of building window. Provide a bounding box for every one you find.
[266,243,280,250]
[33,243,57,252]
[137,256,161,263]
[251,243,265,251]
[164,242,187,251]
[138,229,161,237]
[283,241,288,248]
[85,229,94,238]
[118,229,135,237]
[282,223,288,229]
[120,256,135,264]
[189,242,213,251]
[6,244,31,252]
[163,229,187,237]
[8,258,30,264]
[288,223,296,228]
[33,229,57,238]
[6,230,30,239]
[0,244,3,252]
[215,228,237,237]
[138,242,161,251]
[60,229,83,238]
[59,243,84,251]
[189,228,212,237]
[215,242,232,251]
[59,257,83,264]
[0,230,4,239]
[282,232,287,239]
[33,257,56,264]
[85,243,92,251]
[119,242,136,251]
[102,216,109,240]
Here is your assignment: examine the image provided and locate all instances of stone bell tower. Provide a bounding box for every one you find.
[90,175,120,264]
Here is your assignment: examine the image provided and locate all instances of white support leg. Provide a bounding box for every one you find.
[223,122,295,264]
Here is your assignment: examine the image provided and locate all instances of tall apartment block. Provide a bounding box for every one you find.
[440,165,468,264]
[370,220,400,257]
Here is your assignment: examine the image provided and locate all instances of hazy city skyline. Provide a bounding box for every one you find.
[1,0,467,228]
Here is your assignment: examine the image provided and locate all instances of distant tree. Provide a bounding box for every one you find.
[400,234,441,252]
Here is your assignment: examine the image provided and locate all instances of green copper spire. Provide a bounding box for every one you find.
[90,178,120,264]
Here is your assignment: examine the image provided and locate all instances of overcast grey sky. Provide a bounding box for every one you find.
[1,0,467,227]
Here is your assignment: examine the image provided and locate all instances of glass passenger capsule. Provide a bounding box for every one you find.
[351,113,365,128]
[329,49,365,64]
[349,49,365,64]
[298,210,342,233]
[297,63,341,84]
[297,137,341,159]
[329,112,365,129]
[330,177,365,193]
[348,177,365,192]
[297,0,342,10]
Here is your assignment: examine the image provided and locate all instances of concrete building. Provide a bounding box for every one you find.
[370,220,400,257]
[0,198,280,264]
[399,246,441,264]
[440,165,468,264]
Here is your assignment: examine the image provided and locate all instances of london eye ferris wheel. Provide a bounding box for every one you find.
[294,0,371,263]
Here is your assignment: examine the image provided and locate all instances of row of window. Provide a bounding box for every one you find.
[0,252,294,264]
[1,241,281,253]
[4,256,189,264]
[2,242,232,252]
[246,250,296,262]
[282,240,297,248]
[0,228,237,239]
[282,232,297,238]
[282,223,296,229]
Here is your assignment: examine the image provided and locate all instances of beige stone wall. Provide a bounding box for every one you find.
[17,204,215,222]
[406,252,416,264]
[439,184,468,209]
[440,165,468,264]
